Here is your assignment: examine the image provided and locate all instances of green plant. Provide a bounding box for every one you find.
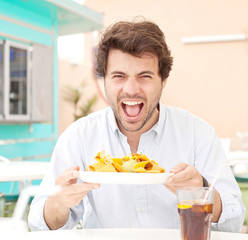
[62,81,98,120]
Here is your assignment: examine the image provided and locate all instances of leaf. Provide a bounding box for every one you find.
[62,81,98,120]
[62,87,81,106]
[78,95,98,118]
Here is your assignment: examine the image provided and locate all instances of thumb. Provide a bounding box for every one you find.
[74,166,80,171]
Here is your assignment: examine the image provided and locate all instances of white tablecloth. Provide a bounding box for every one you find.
[227,151,248,163]
[0,161,50,182]
[26,229,248,240]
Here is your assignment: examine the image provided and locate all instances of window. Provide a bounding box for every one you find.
[0,41,3,117]
[0,39,53,123]
[9,45,29,116]
[9,46,28,115]
[4,41,31,120]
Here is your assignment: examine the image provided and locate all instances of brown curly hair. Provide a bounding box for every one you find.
[96,20,173,81]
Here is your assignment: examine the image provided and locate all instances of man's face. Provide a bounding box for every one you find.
[104,49,166,133]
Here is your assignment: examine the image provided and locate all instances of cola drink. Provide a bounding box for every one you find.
[178,200,213,240]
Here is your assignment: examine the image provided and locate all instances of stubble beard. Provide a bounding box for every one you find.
[111,100,160,133]
[105,83,163,133]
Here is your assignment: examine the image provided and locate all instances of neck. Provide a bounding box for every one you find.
[126,132,141,153]
[120,108,160,153]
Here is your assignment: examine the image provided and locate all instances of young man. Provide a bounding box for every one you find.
[28,20,245,231]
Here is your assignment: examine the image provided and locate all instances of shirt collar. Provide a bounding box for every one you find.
[147,102,166,144]
[107,107,120,138]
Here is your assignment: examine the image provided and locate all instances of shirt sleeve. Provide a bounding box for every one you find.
[28,121,86,231]
[28,197,78,231]
[193,120,246,232]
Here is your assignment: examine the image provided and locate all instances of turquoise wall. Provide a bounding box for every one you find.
[0,0,58,194]
[0,0,54,46]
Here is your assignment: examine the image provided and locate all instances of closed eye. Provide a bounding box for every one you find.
[139,74,153,80]
[113,74,126,80]
[114,74,124,78]
[137,71,155,80]
[141,75,152,78]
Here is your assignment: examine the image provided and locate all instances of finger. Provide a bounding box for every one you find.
[166,165,192,185]
[169,169,191,183]
[57,190,88,208]
[60,183,100,206]
[56,183,100,201]
[65,182,100,194]
[73,166,80,171]
[55,182,101,208]
[167,167,202,187]
[67,189,91,201]
[77,182,101,192]
[165,174,189,186]
[164,184,176,194]
[68,168,81,184]
[64,166,80,172]
[169,162,187,174]
[64,190,93,208]
[56,169,80,185]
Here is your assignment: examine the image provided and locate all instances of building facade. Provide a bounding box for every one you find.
[0,0,103,194]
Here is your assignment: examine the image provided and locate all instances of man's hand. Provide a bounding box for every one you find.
[44,166,100,230]
[165,162,222,222]
[165,162,203,194]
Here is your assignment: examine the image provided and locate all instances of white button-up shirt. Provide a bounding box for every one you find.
[28,104,245,232]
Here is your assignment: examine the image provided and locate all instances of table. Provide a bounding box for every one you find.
[0,161,50,182]
[226,151,248,165]
[26,229,248,240]
[226,151,248,177]
[227,152,248,227]
[0,161,50,192]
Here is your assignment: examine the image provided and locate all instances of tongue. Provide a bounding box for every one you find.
[125,105,141,117]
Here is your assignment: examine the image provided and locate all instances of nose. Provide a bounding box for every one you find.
[122,77,140,96]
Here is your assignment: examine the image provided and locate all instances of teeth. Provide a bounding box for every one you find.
[123,101,142,106]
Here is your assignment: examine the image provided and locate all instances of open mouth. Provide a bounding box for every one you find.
[121,100,144,119]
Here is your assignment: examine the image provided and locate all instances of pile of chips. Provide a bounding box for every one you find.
[87,151,165,173]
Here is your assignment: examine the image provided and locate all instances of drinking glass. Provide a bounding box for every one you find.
[176,187,215,240]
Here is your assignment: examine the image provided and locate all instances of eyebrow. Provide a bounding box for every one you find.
[137,71,155,76]
[110,71,155,76]
[110,71,126,75]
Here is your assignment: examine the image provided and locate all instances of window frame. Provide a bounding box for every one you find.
[4,40,32,121]
[0,39,3,120]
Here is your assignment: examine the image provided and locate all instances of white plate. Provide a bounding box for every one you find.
[79,171,174,185]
